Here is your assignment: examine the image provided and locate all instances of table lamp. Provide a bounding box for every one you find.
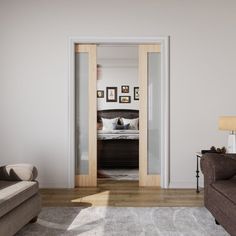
[219,116,236,153]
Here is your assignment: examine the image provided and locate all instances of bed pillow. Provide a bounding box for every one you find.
[121,118,139,130]
[115,124,130,130]
[102,117,119,131]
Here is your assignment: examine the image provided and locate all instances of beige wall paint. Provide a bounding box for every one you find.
[0,0,236,187]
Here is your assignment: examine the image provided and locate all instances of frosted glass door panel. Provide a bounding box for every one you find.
[139,44,160,187]
[147,52,161,175]
[75,52,89,175]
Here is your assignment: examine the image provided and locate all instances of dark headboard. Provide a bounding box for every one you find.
[97,109,139,122]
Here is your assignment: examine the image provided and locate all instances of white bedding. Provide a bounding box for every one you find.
[97,130,139,140]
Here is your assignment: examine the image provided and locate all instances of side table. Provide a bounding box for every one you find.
[195,152,203,193]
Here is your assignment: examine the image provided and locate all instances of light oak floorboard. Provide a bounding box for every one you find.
[40,180,204,207]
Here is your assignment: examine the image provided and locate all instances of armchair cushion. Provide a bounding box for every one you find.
[0,180,38,218]
[212,177,236,203]
[0,164,38,181]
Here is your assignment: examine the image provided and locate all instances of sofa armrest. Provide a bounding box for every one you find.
[0,164,38,181]
[201,153,236,184]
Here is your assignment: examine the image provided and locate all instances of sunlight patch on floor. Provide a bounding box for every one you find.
[71,190,111,205]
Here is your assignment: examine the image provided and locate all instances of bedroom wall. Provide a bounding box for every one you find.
[97,66,139,110]
[1,0,236,188]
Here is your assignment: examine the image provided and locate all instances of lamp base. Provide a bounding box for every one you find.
[227,133,236,153]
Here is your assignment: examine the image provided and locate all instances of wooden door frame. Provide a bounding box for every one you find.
[139,44,161,187]
[74,44,97,187]
[68,37,170,188]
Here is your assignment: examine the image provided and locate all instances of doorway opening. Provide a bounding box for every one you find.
[69,37,169,189]
[96,45,139,182]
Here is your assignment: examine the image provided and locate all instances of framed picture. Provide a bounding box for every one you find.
[121,85,129,93]
[106,87,117,102]
[119,96,131,103]
[134,87,139,100]
[97,90,104,98]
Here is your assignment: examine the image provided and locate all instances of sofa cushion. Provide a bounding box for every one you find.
[0,164,38,181]
[0,180,38,218]
[211,177,236,203]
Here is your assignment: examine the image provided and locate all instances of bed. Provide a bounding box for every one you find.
[97,109,139,169]
[98,130,139,140]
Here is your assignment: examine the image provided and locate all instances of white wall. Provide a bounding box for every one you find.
[1,0,236,188]
[97,66,139,110]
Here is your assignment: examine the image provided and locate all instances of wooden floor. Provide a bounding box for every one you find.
[41,180,204,207]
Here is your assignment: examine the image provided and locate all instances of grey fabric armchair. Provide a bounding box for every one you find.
[201,153,236,236]
[0,164,41,236]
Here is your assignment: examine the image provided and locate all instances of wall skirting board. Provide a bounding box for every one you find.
[169,181,204,189]
[39,181,204,189]
[39,182,69,189]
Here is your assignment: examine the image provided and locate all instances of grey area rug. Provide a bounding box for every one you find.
[16,207,229,236]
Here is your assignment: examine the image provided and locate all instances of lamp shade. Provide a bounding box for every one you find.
[219,116,236,131]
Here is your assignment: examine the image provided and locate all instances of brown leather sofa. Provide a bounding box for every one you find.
[0,164,41,236]
[201,153,236,236]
